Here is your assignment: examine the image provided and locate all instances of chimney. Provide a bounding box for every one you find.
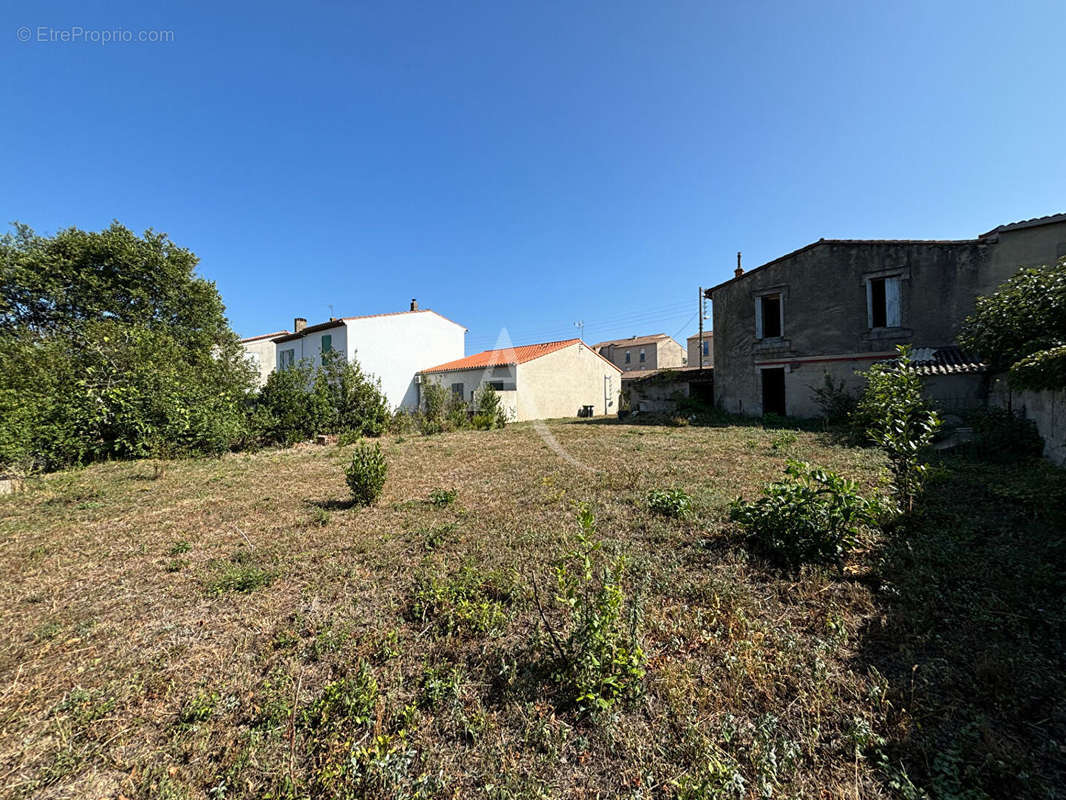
[734,251,744,278]
[294,317,307,333]
[410,298,419,311]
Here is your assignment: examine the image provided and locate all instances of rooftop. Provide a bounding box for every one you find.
[240,330,290,343]
[421,338,620,374]
[273,309,466,342]
[593,333,674,349]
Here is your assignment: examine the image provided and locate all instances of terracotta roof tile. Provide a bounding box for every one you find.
[420,339,583,374]
[240,330,290,343]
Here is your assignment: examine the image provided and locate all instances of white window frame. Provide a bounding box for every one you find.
[279,348,295,369]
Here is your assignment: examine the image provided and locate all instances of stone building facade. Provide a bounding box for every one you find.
[707,213,1066,418]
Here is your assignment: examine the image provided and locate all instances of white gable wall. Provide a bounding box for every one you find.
[345,312,466,410]
[516,342,622,420]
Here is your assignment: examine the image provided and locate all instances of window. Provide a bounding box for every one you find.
[624,351,631,364]
[279,349,295,369]
[702,340,710,357]
[321,334,332,353]
[488,381,504,390]
[639,348,646,363]
[756,293,782,339]
[867,276,901,328]
[451,382,464,398]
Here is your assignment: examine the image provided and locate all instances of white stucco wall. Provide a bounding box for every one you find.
[344,312,466,410]
[274,325,349,373]
[420,367,519,421]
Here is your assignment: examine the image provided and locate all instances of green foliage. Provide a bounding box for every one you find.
[645,488,692,518]
[729,460,884,568]
[959,260,1066,390]
[853,346,940,511]
[428,487,457,508]
[538,504,645,715]
[253,351,389,447]
[411,564,514,636]
[962,407,1044,463]
[472,383,509,429]
[0,224,257,473]
[178,691,218,725]
[345,441,387,506]
[205,552,277,595]
[810,372,857,424]
[302,664,379,734]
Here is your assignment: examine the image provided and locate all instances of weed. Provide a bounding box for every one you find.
[770,431,797,450]
[646,488,692,519]
[428,487,458,508]
[310,507,331,526]
[420,522,457,551]
[205,552,277,595]
[179,690,218,725]
[164,558,185,573]
[169,540,191,555]
[411,564,515,636]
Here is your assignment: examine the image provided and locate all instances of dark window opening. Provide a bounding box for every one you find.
[761,368,786,416]
[451,383,464,398]
[761,295,782,338]
[870,278,887,328]
[488,381,504,390]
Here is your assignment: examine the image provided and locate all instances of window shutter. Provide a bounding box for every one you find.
[885,277,901,327]
[754,298,763,339]
[866,280,874,328]
[321,334,332,353]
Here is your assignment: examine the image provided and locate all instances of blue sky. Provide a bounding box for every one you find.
[3,1,1064,351]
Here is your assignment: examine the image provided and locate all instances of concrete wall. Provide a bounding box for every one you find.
[687,334,713,368]
[240,336,280,387]
[980,219,1066,295]
[517,342,622,420]
[598,337,685,372]
[988,377,1066,466]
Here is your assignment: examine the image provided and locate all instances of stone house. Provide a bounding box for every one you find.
[593,333,686,372]
[419,338,622,422]
[707,213,1066,417]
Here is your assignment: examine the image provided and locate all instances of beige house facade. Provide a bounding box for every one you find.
[240,330,290,387]
[593,333,685,372]
[687,332,713,369]
[419,338,622,422]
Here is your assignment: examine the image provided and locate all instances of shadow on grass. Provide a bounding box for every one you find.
[306,497,359,511]
[855,456,1066,797]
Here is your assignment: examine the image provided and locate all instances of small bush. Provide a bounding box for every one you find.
[302,663,379,733]
[472,384,508,429]
[810,372,857,425]
[964,407,1044,463]
[428,488,457,508]
[729,460,884,569]
[534,504,645,715]
[646,488,692,519]
[206,557,277,595]
[345,441,387,506]
[770,431,797,450]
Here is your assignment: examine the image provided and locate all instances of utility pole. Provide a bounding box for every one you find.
[697,286,704,371]
[574,320,584,341]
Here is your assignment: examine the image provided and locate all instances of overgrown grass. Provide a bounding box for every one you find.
[0,420,1061,798]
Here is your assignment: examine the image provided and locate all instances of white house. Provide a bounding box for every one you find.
[419,338,622,422]
[272,301,467,410]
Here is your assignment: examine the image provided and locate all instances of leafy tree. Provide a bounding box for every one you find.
[959,260,1066,390]
[853,346,940,512]
[471,383,508,429]
[0,223,255,472]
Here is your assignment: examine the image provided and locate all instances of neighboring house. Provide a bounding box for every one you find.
[240,330,290,387]
[686,332,714,369]
[419,338,622,422]
[621,365,714,414]
[707,212,1066,417]
[272,301,467,410]
[593,333,686,372]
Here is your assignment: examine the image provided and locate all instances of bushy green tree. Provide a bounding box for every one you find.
[959,260,1066,390]
[471,383,508,429]
[0,223,256,472]
[853,346,940,512]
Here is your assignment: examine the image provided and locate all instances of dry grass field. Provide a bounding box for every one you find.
[1,419,1063,799]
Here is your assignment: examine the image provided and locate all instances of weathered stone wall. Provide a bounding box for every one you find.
[988,377,1066,466]
[711,240,992,416]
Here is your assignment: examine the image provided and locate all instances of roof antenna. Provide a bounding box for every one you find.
[735,252,744,278]
[574,320,584,341]
[328,303,334,320]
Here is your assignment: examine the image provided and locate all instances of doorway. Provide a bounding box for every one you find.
[761,368,786,416]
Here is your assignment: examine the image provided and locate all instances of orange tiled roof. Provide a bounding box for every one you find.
[421,339,583,374]
[241,330,290,343]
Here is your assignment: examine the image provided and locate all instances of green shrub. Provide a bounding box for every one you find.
[428,488,457,508]
[853,346,940,512]
[964,407,1044,463]
[729,460,884,568]
[535,504,645,715]
[646,488,692,518]
[810,372,857,424]
[205,552,277,595]
[472,384,508,429]
[302,663,379,733]
[345,441,387,506]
